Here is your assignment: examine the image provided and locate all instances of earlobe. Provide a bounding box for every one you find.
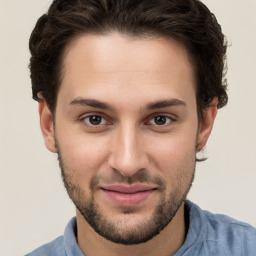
[197,98,218,152]
[38,95,57,153]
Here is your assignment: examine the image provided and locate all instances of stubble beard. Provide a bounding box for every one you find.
[57,144,195,245]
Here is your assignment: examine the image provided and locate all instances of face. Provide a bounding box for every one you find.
[39,33,216,245]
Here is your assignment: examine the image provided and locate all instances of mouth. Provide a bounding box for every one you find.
[100,184,157,207]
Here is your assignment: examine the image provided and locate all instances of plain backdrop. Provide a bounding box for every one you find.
[0,0,255,255]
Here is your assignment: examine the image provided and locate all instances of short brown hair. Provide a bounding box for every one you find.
[29,0,228,117]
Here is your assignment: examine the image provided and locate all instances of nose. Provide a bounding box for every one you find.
[108,124,149,177]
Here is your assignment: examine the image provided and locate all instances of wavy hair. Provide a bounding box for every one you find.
[29,0,228,118]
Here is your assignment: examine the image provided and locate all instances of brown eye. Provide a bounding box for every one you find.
[149,116,173,126]
[83,115,107,126]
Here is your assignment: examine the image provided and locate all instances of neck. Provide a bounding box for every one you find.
[76,203,187,256]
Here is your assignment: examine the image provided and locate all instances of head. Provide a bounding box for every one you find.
[30,0,228,245]
[30,0,227,118]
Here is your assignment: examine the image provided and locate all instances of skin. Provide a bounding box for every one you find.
[38,33,217,256]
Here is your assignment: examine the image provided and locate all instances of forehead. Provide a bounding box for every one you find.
[62,33,194,77]
[58,33,196,109]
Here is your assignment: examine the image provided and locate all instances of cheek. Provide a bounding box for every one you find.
[56,131,110,180]
[148,132,197,178]
[149,136,196,201]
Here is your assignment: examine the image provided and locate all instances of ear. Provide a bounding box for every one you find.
[197,98,218,152]
[38,95,57,153]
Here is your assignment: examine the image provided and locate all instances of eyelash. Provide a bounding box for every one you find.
[80,113,176,128]
[82,115,110,126]
[147,115,174,126]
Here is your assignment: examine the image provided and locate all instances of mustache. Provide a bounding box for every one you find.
[90,168,166,191]
[55,142,166,192]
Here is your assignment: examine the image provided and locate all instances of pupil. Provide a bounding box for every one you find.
[155,116,166,125]
[90,116,102,125]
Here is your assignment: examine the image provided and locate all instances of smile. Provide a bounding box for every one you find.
[100,184,157,207]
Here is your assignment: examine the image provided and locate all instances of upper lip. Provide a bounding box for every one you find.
[100,184,157,194]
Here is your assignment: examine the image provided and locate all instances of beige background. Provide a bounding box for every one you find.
[0,0,255,255]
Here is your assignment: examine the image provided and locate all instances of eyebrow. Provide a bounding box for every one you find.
[146,99,186,110]
[69,98,114,111]
[69,97,186,111]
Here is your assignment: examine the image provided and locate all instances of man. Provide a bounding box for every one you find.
[26,0,256,255]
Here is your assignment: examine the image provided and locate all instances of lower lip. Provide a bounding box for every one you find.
[101,189,155,207]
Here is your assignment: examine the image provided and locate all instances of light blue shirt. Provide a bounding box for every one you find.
[25,201,256,255]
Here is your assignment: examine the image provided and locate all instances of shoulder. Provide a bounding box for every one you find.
[25,236,65,256]
[24,217,80,256]
[204,210,256,251]
[187,201,256,255]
